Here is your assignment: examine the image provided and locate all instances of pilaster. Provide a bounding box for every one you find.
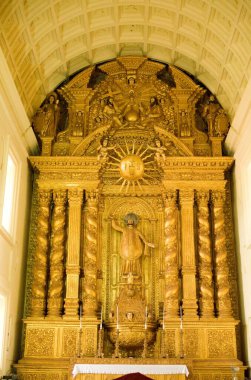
[179,189,198,318]
[64,188,83,317]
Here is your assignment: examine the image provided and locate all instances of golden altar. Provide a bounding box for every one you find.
[15,57,246,380]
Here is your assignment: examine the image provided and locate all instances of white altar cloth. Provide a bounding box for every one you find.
[72,364,189,378]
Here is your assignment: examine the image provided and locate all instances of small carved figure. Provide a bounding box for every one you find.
[73,110,84,137]
[214,109,229,137]
[148,139,168,162]
[180,110,190,137]
[103,97,122,127]
[126,312,134,321]
[127,272,134,284]
[40,93,60,137]
[97,137,115,161]
[140,97,162,128]
[112,213,155,278]
[109,310,115,321]
[148,97,162,119]
[122,94,145,125]
[201,95,220,136]
[128,77,136,86]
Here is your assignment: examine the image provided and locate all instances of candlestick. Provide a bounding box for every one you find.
[100,306,103,330]
[163,304,165,330]
[180,306,183,329]
[80,304,82,330]
[144,305,148,330]
[116,304,119,330]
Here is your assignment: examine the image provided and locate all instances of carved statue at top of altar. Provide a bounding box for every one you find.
[112,213,155,279]
[122,91,145,125]
[201,95,229,137]
[32,92,62,140]
[148,96,162,120]
[37,93,61,137]
[103,97,123,128]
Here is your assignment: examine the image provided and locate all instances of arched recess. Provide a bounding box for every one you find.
[102,196,159,320]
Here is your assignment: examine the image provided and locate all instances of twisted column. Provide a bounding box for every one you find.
[163,191,179,318]
[64,189,83,317]
[196,191,214,318]
[47,190,67,317]
[31,189,51,317]
[179,189,198,318]
[212,190,232,317]
[83,191,98,317]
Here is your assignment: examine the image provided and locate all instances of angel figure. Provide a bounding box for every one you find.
[97,137,115,161]
[148,139,168,162]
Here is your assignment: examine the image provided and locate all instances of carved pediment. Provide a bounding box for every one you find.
[31,57,230,158]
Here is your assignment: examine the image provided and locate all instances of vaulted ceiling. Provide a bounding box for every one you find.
[0,0,250,121]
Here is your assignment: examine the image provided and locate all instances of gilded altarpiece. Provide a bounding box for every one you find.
[16,57,245,380]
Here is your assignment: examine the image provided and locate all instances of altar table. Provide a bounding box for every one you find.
[72,364,189,380]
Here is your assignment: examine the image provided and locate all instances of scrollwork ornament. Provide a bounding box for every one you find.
[208,329,235,358]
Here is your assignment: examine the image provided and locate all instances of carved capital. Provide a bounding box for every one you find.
[211,190,226,206]
[53,189,67,204]
[68,188,83,204]
[86,190,99,206]
[179,189,195,205]
[37,189,51,205]
[196,190,209,206]
[163,190,177,206]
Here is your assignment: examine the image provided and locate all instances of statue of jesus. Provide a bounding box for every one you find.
[112,213,155,278]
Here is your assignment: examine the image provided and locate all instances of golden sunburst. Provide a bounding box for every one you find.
[109,139,155,193]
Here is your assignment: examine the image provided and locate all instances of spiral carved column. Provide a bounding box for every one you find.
[196,190,214,318]
[179,189,198,318]
[212,190,232,318]
[47,190,67,317]
[64,189,83,317]
[163,191,179,318]
[31,189,51,317]
[83,191,98,317]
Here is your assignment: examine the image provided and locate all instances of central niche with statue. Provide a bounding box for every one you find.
[16,56,244,379]
[108,211,156,355]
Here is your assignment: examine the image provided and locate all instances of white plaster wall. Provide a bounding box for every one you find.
[0,47,37,376]
[226,76,251,373]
